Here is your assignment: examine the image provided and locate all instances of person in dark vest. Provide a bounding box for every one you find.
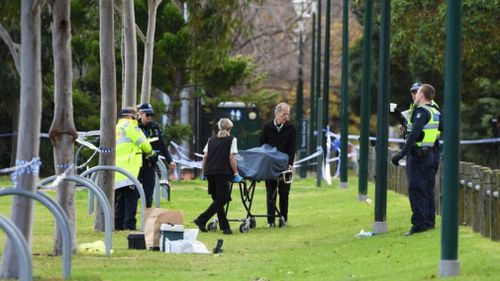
[137,103,176,208]
[194,118,242,235]
[260,102,296,228]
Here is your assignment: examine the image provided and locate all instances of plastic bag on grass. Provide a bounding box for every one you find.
[78,240,113,255]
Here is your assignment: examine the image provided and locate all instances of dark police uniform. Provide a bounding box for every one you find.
[138,120,173,208]
[260,120,296,226]
[195,136,235,232]
[393,103,442,233]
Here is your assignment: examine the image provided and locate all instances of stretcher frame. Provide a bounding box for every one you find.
[207,170,293,233]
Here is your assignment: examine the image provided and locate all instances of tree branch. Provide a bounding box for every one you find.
[0,23,20,75]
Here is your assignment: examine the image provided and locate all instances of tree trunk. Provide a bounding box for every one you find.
[49,0,78,255]
[0,0,42,278]
[122,0,137,108]
[95,0,117,231]
[139,0,162,104]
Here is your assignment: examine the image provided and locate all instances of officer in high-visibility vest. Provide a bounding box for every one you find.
[391,84,442,236]
[115,107,155,230]
[404,82,441,137]
[137,103,176,208]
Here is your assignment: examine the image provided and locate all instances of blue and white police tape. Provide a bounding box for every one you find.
[0,157,42,187]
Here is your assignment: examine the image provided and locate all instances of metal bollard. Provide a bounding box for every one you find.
[0,188,72,279]
[39,174,113,256]
[0,215,32,281]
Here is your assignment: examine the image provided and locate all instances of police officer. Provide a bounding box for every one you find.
[391,84,441,236]
[137,103,176,208]
[115,107,155,230]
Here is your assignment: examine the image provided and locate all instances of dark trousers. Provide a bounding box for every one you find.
[197,175,232,230]
[139,165,156,208]
[265,179,290,224]
[407,150,437,231]
[115,186,139,230]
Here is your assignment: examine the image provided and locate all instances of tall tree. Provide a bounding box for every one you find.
[0,5,21,169]
[0,0,42,278]
[48,0,78,254]
[95,0,117,231]
[121,0,138,108]
[140,0,163,104]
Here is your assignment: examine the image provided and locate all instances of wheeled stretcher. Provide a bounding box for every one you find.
[207,144,292,233]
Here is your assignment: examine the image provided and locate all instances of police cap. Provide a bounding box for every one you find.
[410,82,422,93]
[118,108,137,118]
[138,103,154,114]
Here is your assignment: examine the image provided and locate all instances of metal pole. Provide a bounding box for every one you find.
[314,0,323,171]
[357,0,373,201]
[0,189,72,279]
[316,97,324,187]
[0,215,32,281]
[439,0,462,277]
[339,0,349,188]
[373,0,390,234]
[80,165,146,231]
[308,12,317,162]
[39,174,113,256]
[322,0,331,156]
[296,31,306,178]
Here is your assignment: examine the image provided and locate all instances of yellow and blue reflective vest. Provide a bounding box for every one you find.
[115,118,153,189]
[406,101,439,133]
[408,104,441,147]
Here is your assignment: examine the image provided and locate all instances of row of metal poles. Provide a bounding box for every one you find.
[293,0,462,277]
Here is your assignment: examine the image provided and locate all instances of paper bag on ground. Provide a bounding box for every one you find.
[144,208,183,249]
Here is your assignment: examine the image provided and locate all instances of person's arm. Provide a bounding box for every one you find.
[287,124,296,169]
[229,153,238,175]
[229,137,239,175]
[128,124,154,156]
[202,153,207,174]
[154,125,176,169]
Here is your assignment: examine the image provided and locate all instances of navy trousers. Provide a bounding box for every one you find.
[139,165,156,208]
[115,186,139,230]
[407,150,437,231]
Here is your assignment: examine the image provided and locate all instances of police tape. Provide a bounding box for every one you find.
[2,130,498,145]
[293,147,323,166]
[0,157,42,187]
[346,134,500,145]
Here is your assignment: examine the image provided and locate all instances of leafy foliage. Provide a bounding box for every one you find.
[350,0,500,167]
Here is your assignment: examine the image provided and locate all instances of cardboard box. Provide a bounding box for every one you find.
[144,208,184,250]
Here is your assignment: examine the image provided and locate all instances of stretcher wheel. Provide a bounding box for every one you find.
[207,222,218,232]
[249,218,256,229]
[239,223,250,233]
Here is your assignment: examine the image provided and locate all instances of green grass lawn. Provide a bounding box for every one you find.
[0,176,499,281]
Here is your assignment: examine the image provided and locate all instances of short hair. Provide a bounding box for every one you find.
[217,118,233,137]
[418,84,435,101]
[274,102,290,115]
